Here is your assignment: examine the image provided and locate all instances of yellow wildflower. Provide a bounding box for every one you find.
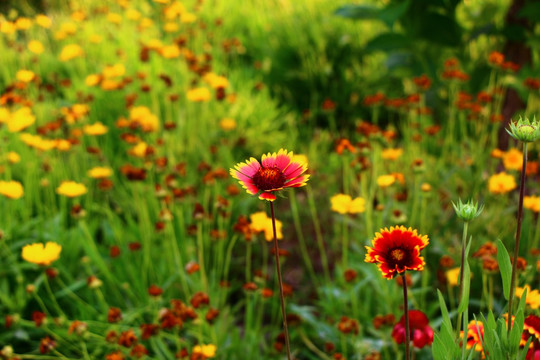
[20,133,56,151]
[445,267,460,287]
[163,22,179,33]
[126,9,141,21]
[0,107,9,123]
[192,344,216,358]
[377,174,396,188]
[524,196,540,212]
[83,122,108,135]
[7,152,20,164]
[16,70,35,83]
[22,242,61,266]
[187,87,211,102]
[107,13,122,24]
[488,172,516,194]
[160,44,181,59]
[103,64,125,78]
[0,180,24,199]
[181,12,197,24]
[203,73,229,89]
[130,142,148,158]
[59,44,83,61]
[330,194,365,214]
[219,118,236,131]
[381,148,403,161]
[516,286,540,310]
[88,167,113,179]
[56,181,87,197]
[15,17,32,30]
[7,107,35,133]
[129,106,159,132]
[421,183,432,192]
[28,40,44,54]
[0,21,16,35]
[35,15,52,28]
[249,212,283,241]
[502,148,523,171]
[85,74,101,87]
[89,34,102,44]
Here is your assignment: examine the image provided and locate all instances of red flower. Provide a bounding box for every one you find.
[462,320,485,355]
[523,315,540,360]
[365,226,429,279]
[230,149,309,201]
[391,310,434,348]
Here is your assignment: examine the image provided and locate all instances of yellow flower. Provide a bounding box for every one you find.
[22,242,61,266]
[35,15,52,28]
[59,44,83,61]
[163,22,179,33]
[0,107,9,123]
[330,194,365,214]
[28,40,44,54]
[421,183,432,192]
[20,133,56,151]
[181,12,197,24]
[516,286,540,309]
[129,106,159,132]
[126,9,141,21]
[203,73,229,89]
[88,167,113,179]
[7,152,20,164]
[524,196,540,212]
[502,148,523,171]
[0,180,24,199]
[56,181,87,197]
[55,139,71,151]
[85,74,101,87]
[7,107,35,133]
[103,64,125,78]
[187,87,211,102]
[0,21,16,35]
[160,44,181,59]
[15,17,32,30]
[130,142,148,158]
[192,344,216,358]
[445,267,460,287]
[249,212,283,241]
[139,17,154,30]
[107,13,122,24]
[16,70,35,83]
[488,172,517,194]
[83,122,108,135]
[219,118,236,131]
[377,174,396,188]
[89,34,102,44]
[381,148,403,161]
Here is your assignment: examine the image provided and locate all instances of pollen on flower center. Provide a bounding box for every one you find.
[252,167,286,191]
[390,248,406,262]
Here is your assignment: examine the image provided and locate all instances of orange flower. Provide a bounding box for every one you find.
[365,226,429,279]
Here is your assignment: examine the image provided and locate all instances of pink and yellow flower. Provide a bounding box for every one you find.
[230,149,309,201]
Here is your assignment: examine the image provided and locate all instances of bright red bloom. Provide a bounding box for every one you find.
[391,310,433,348]
[365,226,429,279]
[230,149,309,201]
[523,315,540,360]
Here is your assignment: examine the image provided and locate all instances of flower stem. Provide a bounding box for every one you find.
[455,221,469,339]
[270,201,292,360]
[507,142,527,334]
[401,273,410,360]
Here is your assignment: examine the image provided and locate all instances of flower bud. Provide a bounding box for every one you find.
[452,199,484,222]
[506,116,540,143]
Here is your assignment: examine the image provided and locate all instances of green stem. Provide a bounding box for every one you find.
[402,273,410,360]
[455,221,469,338]
[270,201,292,360]
[507,142,527,334]
[306,186,330,282]
[289,194,317,285]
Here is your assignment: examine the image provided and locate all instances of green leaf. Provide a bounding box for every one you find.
[378,0,411,27]
[496,239,512,300]
[414,12,461,47]
[432,334,448,360]
[334,4,379,20]
[510,308,524,354]
[437,289,453,332]
[364,33,410,53]
[518,2,540,22]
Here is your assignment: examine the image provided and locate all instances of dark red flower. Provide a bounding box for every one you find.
[391,310,434,348]
[365,226,429,279]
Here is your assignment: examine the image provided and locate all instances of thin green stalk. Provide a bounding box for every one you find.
[197,223,209,292]
[507,142,527,334]
[306,186,330,282]
[270,201,292,360]
[289,194,317,285]
[455,221,469,338]
[402,273,410,360]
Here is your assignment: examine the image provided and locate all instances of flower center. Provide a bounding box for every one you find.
[252,166,286,191]
[390,248,406,262]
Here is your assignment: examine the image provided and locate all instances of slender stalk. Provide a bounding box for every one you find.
[507,143,527,334]
[455,221,469,338]
[270,202,292,360]
[402,273,410,360]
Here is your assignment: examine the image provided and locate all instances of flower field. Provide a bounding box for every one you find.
[1,0,540,359]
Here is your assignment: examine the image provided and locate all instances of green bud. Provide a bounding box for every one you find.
[506,116,540,143]
[452,198,484,222]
